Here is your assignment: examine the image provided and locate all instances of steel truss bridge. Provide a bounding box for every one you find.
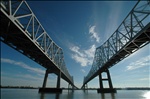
[82,0,150,92]
[0,0,76,91]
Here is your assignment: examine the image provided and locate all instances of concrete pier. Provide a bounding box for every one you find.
[39,88,62,93]
[39,69,62,93]
[98,69,117,93]
[97,88,116,93]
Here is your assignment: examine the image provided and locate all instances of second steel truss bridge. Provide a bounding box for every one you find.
[82,0,150,93]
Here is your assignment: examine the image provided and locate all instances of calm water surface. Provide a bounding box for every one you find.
[1,88,150,99]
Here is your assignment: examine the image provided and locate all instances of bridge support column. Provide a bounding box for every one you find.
[99,72,103,89]
[83,84,88,90]
[68,83,71,90]
[106,69,113,89]
[85,84,88,89]
[68,83,74,92]
[97,69,116,93]
[42,69,49,88]
[57,71,61,88]
[39,69,62,93]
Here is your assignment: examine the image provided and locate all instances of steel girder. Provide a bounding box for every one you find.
[0,0,74,85]
[82,0,150,87]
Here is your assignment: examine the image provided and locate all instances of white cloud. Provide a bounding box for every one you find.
[1,58,45,74]
[70,46,85,57]
[70,44,96,67]
[71,54,88,66]
[139,78,149,81]
[81,69,86,73]
[84,44,96,58]
[126,55,150,71]
[89,25,100,43]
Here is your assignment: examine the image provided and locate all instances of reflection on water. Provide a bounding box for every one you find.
[40,90,116,99]
[40,90,74,99]
[40,93,60,99]
[143,91,150,99]
[40,94,45,99]
[1,89,149,99]
[83,90,116,99]
[100,93,115,99]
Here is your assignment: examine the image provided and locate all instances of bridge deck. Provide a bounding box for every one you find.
[106,23,150,69]
[85,23,150,83]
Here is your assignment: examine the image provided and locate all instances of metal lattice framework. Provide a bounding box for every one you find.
[0,0,74,86]
[83,0,150,87]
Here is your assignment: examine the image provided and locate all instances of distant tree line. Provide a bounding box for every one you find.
[0,85,38,89]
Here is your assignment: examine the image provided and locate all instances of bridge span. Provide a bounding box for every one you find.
[0,0,77,92]
[81,0,150,93]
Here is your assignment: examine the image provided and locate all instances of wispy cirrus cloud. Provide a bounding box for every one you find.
[139,78,149,81]
[126,55,150,71]
[89,25,100,43]
[1,58,45,74]
[70,44,96,67]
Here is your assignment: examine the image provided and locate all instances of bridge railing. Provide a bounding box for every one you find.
[84,0,150,84]
[1,0,73,83]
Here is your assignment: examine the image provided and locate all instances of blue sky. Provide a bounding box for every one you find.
[1,1,149,88]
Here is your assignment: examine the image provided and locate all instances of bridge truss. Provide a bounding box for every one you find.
[0,0,75,89]
[82,0,150,90]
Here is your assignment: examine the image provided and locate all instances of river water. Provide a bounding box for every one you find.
[1,88,150,99]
